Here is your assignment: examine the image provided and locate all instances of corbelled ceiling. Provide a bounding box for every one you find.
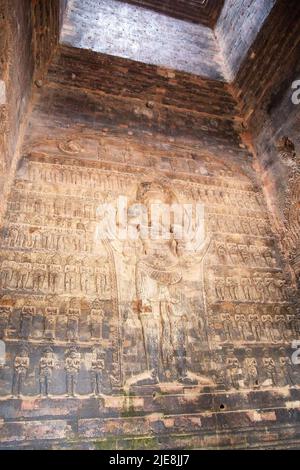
[114,0,225,28]
[61,0,277,81]
[61,0,225,79]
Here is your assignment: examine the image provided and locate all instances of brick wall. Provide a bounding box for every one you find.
[216,0,276,81]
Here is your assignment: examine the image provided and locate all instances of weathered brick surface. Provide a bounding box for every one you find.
[0,0,66,225]
[49,46,237,118]
[1,395,300,448]
[234,0,300,288]
[216,0,276,81]
[0,419,74,444]
[0,0,34,222]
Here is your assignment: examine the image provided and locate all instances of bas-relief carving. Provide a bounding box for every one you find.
[65,347,81,397]
[276,137,300,287]
[211,272,289,303]
[113,181,213,386]
[0,149,299,400]
[11,345,30,397]
[39,346,55,397]
[27,136,254,182]
[213,304,297,346]
[2,341,298,397]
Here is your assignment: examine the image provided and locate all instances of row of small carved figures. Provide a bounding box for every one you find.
[7,346,106,397]
[26,164,263,204]
[16,176,260,207]
[215,312,299,343]
[0,260,111,295]
[214,242,277,268]
[0,305,107,342]
[0,230,276,268]
[213,348,297,390]
[4,346,298,397]
[208,215,270,237]
[27,165,131,193]
[1,225,93,252]
[5,214,270,238]
[6,194,265,221]
[213,275,289,302]
[185,188,264,209]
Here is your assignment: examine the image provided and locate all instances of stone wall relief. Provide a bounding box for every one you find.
[11,344,30,397]
[211,304,298,346]
[216,346,299,390]
[276,136,300,287]
[103,180,215,388]
[0,252,113,298]
[212,240,278,268]
[211,271,289,303]
[5,343,111,398]
[0,297,119,347]
[0,155,298,400]
[4,343,298,398]
[38,346,55,397]
[0,225,122,389]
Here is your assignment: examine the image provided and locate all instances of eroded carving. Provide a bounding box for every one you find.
[39,347,55,396]
[12,345,29,397]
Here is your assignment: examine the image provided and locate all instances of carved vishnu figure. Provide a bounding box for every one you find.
[129,182,212,385]
[95,180,213,387]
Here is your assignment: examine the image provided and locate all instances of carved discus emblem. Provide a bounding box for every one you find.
[58,140,83,155]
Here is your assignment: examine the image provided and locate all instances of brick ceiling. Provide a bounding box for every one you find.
[115,0,225,27]
[61,0,225,79]
[60,0,276,80]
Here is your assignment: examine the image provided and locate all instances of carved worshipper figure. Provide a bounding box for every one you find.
[12,346,30,397]
[65,348,81,397]
[262,349,277,386]
[44,307,58,340]
[66,308,80,342]
[278,348,295,386]
[244,349,259,388]
[226,351,240,390]
[89,300,104,339]
[19,306,35,339]
[0,305,11,338]
[39,347,55,396]
[221,313,234,342]
[90,349,105,396]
